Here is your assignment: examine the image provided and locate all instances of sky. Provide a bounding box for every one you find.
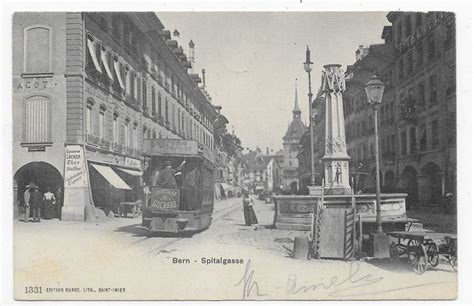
[158,12,390,152]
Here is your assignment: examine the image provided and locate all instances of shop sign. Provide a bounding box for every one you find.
[28,146,46,152]
[151,187,180,211]
[64,145,87,188]
[14,78,52,91]
[145,139,198,156]
[124,157,142,170]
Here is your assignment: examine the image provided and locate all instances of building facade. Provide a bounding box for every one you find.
[343,11,456,208]
[282,85,306,192]
[12,12,232,221]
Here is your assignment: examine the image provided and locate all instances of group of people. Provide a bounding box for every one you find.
[22,182,61,222]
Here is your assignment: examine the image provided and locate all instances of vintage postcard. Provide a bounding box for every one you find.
[8,7,466,302]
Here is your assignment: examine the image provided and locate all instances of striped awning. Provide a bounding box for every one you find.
[91,164,131,190]
[116,167,143,177]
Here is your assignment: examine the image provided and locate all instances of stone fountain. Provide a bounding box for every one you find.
[274,64,407,237]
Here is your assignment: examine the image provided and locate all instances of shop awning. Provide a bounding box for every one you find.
[116,167,143,176]
[255,186,264,191]
[91,164,131,190]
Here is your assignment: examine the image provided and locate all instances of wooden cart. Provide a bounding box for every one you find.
[386,231,457,274]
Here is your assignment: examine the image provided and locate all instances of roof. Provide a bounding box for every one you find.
[283,118,306,140]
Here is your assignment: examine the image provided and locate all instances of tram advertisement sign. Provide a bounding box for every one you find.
[151,187,180,210]
[64,145,87,188]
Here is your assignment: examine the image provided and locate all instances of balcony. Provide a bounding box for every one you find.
[99,138,111,150]
[112,143,123,153]
[86,134,101,146]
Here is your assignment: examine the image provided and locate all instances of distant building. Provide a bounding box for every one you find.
[282,83,306,192]
[241,148,283,194]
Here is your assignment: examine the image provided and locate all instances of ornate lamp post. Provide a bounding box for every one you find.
[304,46,315,186]
[365,74,386,234]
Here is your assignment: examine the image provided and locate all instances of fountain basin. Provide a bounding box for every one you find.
[273,193,408,232]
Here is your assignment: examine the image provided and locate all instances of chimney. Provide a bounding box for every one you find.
[202,69,206,89]
[266,147,269,155]
[188,40,195,73]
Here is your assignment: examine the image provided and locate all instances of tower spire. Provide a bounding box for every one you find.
[293,78,301,119]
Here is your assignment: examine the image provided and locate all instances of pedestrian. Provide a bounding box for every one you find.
[156,160,185,188]
[242,189,258,230]
[23,182,34,222]
[29,186,43,222]
[43,187,56,219]
[55,186,63,220]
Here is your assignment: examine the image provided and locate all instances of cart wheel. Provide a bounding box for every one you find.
[426,242,439,267]
[408,239,428,274]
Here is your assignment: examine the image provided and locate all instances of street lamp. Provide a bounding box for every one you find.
[304,46,315,186]
[365,74,385,234]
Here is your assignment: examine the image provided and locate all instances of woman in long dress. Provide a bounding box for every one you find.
[243,191,258,229]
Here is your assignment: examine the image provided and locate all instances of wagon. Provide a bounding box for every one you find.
[386,231,457,274]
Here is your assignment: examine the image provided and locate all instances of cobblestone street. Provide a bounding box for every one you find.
[14,197,457,300]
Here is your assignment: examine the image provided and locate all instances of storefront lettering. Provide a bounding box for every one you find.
[15,80,49,91]
[64,145,87,188]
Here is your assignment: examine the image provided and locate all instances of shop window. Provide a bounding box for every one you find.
[133,122,138,150]
[401,131,407,155]
[446,22,455,44]
[418,82,425,108]
[178,109,181,134]
[429,74,438,106]
[124,65,131,96]
[151,87,156,114]
[142,80,147,106]
[419,124,427,151]
[404,15,412,36]
[23,95,51,143]
[86,99,94,135]
[124,118,130,147]
[398,59,404,80]
[165,99,169,125]
[409,127,417,154]
[86,34,102,74]
[416,13,423,28]
[24,25,51,73]
[447,112,456,144]
[99,105,106,139]
[406,51,413,74]
[158,92,162,118]
[112,113,119,144]
[431,120,439,148]
[428,34,436,59]
[416,43,423,67]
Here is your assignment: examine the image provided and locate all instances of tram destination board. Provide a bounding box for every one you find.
[151,187,180,211]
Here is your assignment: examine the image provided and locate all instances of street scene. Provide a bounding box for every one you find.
[12,11,457,300]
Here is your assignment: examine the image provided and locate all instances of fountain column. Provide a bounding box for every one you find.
[320,64,351,195]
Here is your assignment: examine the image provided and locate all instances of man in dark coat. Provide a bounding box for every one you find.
[30,186,43,222]
[156,160,185,188]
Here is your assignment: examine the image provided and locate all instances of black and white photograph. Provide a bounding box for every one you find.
[2,1,472,303]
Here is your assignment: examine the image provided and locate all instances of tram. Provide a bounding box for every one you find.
[141,139,215,234]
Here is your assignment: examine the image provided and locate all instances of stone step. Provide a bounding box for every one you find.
[275,222,311,231]
[277,217,312,225]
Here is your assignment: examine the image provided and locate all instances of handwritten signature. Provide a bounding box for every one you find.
[235,260,449,299]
